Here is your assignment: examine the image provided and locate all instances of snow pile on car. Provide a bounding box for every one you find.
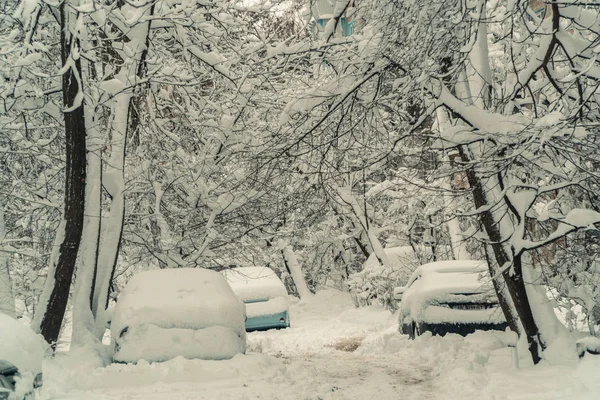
[223,267,288,302]
[0,312,47,374]
[245,297,289,319]
[111,268,246,363]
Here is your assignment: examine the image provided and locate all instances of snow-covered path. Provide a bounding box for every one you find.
[42,290,441,400]
[41,289,600,400]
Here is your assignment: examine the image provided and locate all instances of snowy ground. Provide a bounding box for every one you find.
[40,290,600,400]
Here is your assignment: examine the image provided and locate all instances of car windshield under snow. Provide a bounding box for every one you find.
[223,267,288,303]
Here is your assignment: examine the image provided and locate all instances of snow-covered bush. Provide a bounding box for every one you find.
[542,231,600,335]
[347,246,449,311]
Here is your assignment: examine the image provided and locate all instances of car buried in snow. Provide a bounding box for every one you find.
[393,260,507,339]
[0,313,46,400]
[111,268,247,364]
[223,267,290,332]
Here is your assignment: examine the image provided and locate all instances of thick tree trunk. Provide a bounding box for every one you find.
[71,108,102,347]
[91,7,153,332]
[462,149,543,363]
[35,2,87,346]
[91,91,129,333]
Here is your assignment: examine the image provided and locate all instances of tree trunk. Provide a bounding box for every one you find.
[34,2,87,346]
[462,148,543,364]
[0,205,15,318]
[334,185,391,266]
[91,7,154,333]
[281,245,312,299]
[450,15,544,361]
[70,105,102,347]
[91,92,128,332]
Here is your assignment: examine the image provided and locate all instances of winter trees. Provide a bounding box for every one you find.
[1,0,599,367]
[374,0,600,362]
[270,0,600,363]
[2,0,272,346]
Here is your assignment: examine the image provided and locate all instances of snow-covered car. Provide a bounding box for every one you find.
[394,260,507,338]
[0,313,46,399]
[111,268,247,363]
[223,267,290,331]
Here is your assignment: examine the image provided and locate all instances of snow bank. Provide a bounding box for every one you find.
[248,289,393,356]
[0,312,47,374]
[44,352,284,394]
[223,267,288,302]
[111,268,246,363]
[358,329,515,398]
[293,289,356,317]
[577,336,600,358]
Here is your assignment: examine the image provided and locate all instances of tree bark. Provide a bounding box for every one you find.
[91,6,154,332]
[70,90,102,347]
[462,148,543,363]
[36,2,87,346]
[281,245,312,299]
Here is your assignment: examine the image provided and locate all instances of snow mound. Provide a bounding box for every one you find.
[45,353,284,393]
[223,266,288,302]
[293,289,356,317]
[577,336,600,358]
[248,289,393,356]
[0,312,47,374]
[575,353,600,393]
[358,329,515,398]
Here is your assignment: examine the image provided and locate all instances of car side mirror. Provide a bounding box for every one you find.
[393,286,406,301]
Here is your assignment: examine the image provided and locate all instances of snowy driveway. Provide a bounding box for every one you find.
[41,290,600,400]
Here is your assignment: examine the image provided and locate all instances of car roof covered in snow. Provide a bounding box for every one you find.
[111,268,246,340]
[223,267,288,303]
[399,260,496,315]
[406,260,487,285]
[0,313,46,375]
